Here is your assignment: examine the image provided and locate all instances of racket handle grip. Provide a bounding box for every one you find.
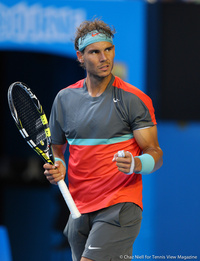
[57,180,81,219]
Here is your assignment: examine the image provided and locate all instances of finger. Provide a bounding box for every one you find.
[117,159,132,170]
[45,173,64,184]
[43,163,56,170]
[116,158,132,173]
[118,166,131,174]
[44,168,59,176]
[116,161,131,169]
[116,156,132,165]
[112,153,118,162]
[44,169,64,178]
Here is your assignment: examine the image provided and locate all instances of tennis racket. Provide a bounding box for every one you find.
[7,81,81,219]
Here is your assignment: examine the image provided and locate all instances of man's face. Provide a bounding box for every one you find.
[77,41,115,79]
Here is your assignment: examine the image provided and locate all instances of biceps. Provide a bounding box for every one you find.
[133,125,160,151]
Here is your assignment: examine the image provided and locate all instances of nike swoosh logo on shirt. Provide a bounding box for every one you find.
[113,98,120,103]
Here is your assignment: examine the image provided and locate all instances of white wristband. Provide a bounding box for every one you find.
[117,150,135,175]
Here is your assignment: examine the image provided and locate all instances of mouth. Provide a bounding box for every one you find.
[99,64,110,71]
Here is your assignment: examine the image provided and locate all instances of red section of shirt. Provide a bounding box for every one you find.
[68,138,143,213]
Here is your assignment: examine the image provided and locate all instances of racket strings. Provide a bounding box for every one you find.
[12,86,47,146]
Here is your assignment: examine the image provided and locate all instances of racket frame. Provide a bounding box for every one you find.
[8,82,54,165]
[8,82,81,219]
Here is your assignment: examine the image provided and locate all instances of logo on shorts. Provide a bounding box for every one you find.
[88,245,101,250]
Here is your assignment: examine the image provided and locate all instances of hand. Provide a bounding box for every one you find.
[43,161,66,185]
[112,150,134,174]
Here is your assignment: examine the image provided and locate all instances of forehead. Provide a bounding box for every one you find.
[85,41,114,51]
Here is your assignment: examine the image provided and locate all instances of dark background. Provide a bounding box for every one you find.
[147,3,200,121]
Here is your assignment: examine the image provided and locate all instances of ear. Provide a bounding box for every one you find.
[76,51,84,63]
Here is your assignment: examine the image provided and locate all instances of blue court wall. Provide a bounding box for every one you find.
[0,1,200,261]
[133,121,200,259]
[0,0,147,91]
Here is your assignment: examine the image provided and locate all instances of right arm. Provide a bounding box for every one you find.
[43,143,67,185]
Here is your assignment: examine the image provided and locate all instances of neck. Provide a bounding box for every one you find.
[86,74,112,97]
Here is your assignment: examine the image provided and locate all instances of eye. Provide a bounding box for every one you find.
[105,46,113,52]
[90,50,99,54]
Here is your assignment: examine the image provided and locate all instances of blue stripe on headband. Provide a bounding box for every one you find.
[78,30,113,51]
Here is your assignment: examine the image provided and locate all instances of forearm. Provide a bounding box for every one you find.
[52,143,67,162]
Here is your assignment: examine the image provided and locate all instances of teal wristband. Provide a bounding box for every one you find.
[135,154,155,175]
[55,157,66,169]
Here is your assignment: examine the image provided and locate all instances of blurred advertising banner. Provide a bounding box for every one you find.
[0,0,147,88]
[0,2,86,57]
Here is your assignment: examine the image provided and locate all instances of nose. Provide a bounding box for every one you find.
[99,51,107,62]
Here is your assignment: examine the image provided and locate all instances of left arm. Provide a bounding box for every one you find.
[113,125,163,174]
[133,125,163,173]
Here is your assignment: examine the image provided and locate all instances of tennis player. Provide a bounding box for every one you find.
[43,18,163,261]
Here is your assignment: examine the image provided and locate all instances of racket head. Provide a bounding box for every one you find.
[8,81,54,165]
